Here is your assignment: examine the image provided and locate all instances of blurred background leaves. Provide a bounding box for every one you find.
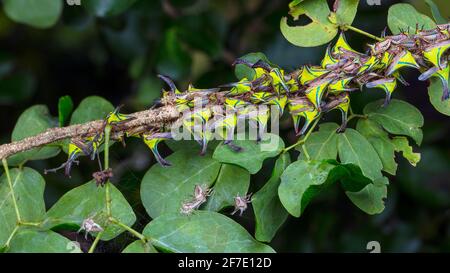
[0,0,448,252]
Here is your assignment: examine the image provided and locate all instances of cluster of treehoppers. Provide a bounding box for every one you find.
[48,23,450,175]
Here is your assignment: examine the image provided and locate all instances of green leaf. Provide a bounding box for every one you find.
[70,96,114,125]
[253,153,290,242]
[141,150,221,219]
[392,137,421,166]
[364,99,424,146]
[45,181,136,241]
[7,229,81,253]
[58,95,74,127]
[387,3,436,35]
[356,119,397,175]
[345,177,388,215]
[205,164,250,212]
[213,133,285,174]
[280,0,338,47]
[298,122,339,161]
[332,162,373,193]
[3,0,63,28]
[8,105,60,166]
[143,211,274,253]
[0,167,46,247]
[338,128,383,180]
[424,0,447,25]
[279,160,335,217]
[334,0,359,26]
[428,77,450,116]
[122,240,157,253]
[234,52,274,81]
[84,0,137,17]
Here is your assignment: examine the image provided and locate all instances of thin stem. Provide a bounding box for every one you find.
[5,226,20,248]
[88,231,104,253]
[344,25,383,42]
[301,145,311,161]
[109,217,147,242]
[283,116,322,153]
[2,159,21,223]
[19,221,42,227]
[104,125,112,217]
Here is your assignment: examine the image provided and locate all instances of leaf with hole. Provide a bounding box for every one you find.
[334,0,359,26]
[6,229,81,253]
[364,99,424,146]
[234,52,274,81]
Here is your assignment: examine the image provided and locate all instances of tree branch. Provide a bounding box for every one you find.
[0,106,180,161]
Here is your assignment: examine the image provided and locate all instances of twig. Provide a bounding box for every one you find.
[0,106,180,161]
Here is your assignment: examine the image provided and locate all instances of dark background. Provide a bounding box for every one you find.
[0,0,449,252]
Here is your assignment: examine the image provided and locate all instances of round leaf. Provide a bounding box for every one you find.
[234,52,274,81]
[356,119,397,175]
[387,3,436,35]
[122,240,157,253]
[70,96,114,125]
[298,122,339,161]
[141,150,221,219]
[0,167,46,247]
[45,181,136,241]
[253,153,290,242]
[58,95,74,127]
[3,0,63,28]
[364,99,424,146]
[143,211,274,253]
[334,0,359,26]
[280,0,338,47]
[205,164,250,212]
[8,105,60,166]
[279,160,335,217]
[338,128,383,181]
